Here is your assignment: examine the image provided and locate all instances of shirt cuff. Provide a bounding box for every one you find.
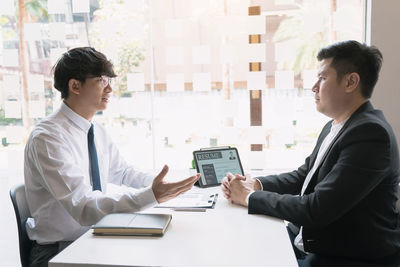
[245,190,255,205]
[255,178,263,190]
[128,185,158,211]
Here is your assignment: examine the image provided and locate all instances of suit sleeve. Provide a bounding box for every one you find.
[249,122,392,227]
[257,156,310,195]
[256,121,331,195]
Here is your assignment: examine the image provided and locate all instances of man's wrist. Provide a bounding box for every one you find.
[254,178,262,190]
[245,190,255,205]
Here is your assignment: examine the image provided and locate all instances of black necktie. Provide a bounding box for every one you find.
[88,124,102,191]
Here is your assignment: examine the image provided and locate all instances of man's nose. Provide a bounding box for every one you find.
[105,84,113,93]
[311,80,319,92]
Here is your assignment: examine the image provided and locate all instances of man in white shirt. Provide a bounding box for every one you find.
[221,41,400,266]
[24,47,200,267]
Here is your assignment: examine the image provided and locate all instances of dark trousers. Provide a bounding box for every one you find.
[286,226,400,267]
[29,241,72,267]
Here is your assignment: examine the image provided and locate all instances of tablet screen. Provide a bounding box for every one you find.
[193,147,244,187]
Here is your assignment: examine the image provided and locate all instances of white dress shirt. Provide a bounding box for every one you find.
[24,102,158,244]
[294,119,347,252]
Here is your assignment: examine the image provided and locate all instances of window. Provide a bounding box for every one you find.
[0,0,365,173]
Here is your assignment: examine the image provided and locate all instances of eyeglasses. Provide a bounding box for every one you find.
[87,75,114,89]
[99,76,114,89]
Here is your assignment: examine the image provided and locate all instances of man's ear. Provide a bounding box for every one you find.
[344,72,360,93]
[68,79,81,95]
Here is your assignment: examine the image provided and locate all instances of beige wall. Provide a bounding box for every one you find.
[369,0,400,147]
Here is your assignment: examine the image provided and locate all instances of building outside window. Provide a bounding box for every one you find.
[0,0,365,174]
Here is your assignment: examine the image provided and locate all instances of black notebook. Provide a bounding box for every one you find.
[92,213,172,236]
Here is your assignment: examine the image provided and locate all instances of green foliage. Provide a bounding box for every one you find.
[26,0,49,22]
[273,0,363,76]
[0,17,9,25]
[0,108,22,126]
[116,42,145,92]
[272,0,331,75]
[89,0,147,95]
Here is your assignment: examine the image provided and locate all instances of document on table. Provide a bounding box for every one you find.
[156,192,218,209]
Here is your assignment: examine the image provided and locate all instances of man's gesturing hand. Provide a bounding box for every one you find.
[152,165,200,203]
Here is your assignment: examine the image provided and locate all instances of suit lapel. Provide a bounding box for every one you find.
[308,124,331,170]
[303,101,374,193]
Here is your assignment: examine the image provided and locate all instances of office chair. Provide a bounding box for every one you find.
[10,183,34,267]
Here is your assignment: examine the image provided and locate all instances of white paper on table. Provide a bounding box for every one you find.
[2,49,19,67]
[49,23,66,40]
[275,70,294,89]
[47,0,66,14]
[127,73,145,92]
[156,193,216,208]
[248,43,266,63]
[247,71,266,90]
[247,16,266,35]
[5,101,22,119]
[302,69,317,89]
[164,19,184,39]
[192,72,211,92]
[72,0,89,13]
[192,45,210,65]
[166,46,184,65]
[166,73,184,92]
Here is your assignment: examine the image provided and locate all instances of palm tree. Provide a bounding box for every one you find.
[272,0,337,75]
[17,0,31,136]
[16,0,48,137]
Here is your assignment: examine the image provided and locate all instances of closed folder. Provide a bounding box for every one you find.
[92,213,172,236]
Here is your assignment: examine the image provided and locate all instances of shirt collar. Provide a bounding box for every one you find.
[330,118,348,134]
[59,101,92,133]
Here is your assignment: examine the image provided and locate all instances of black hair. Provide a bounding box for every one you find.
[52,47,117,99]
[317,40,383,99]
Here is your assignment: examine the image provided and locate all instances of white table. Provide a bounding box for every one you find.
[50,187,298,267]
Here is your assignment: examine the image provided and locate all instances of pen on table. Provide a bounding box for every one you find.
[172,208,207,212]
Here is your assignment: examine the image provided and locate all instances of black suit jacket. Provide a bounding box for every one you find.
[249,101,400,261]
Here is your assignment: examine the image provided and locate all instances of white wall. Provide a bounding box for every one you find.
[369,0,400,147]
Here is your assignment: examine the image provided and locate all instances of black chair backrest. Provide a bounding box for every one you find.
[10,184,34,267]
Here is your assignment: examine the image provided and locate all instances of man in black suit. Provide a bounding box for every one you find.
[222,40,400,267]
